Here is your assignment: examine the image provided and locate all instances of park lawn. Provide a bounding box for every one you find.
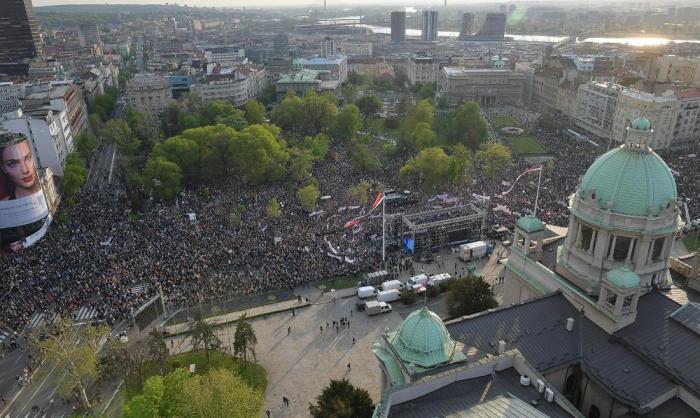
[684,235,700,252]
[507,135,546,154]
[492,115,518,128]
[127,350,267,397]
[313,274,362,290]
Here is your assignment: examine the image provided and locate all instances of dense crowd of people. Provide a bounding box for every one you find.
[1,109,698,334]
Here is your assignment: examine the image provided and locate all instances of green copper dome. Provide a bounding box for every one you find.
[516,215,544,233]
[391,307,456,369]
[579,146,677,217]
[607,265,640,289]
[630,117,651,131]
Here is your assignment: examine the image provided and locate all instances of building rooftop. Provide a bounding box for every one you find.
[277,68,325,84]
[388,368,572,418]
[298,55,347,65]
[446,290,700,413]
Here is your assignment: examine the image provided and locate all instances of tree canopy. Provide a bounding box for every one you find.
[355,94,382,117]
[446,102,489,149]
[445,276,498,318]
[309,379,374,418]
[400,147,452,192]
[476,143,512,180]
[333,104,361,140]
[297,183,320,211]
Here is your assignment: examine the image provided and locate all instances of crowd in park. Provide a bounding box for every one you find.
[1,90,698,337]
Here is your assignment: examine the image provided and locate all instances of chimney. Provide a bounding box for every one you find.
[566,317,575,332]
[497,340,506,354]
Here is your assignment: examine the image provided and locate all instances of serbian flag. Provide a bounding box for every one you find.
[344,219,361,229]
[371,192,385,211]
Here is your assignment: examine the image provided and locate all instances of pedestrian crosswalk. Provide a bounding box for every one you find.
[0,327,13,343]
[25,312,59,329]
[72,306,99,323]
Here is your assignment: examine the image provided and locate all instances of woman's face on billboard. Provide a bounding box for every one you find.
[1,141,37,194]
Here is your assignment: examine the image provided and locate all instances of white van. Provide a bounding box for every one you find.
[357,286,378,299]
[377,289,401,303]
[380,280,404,292]
[406,274,429,288]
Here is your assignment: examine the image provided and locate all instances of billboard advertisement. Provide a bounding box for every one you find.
[0,130,50,254]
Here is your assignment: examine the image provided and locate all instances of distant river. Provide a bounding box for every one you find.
[354,24,700,45]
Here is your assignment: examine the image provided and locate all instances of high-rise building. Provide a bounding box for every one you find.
[574,81,623,142]
[390,11,406,43]
[459,13,475,39]
[78,22,102,49]
[421,10,439,42]
[474,13,507,41]
[272,33,289,58]
[321,37,335,58]
[0,0,42,73]
[611,89,679,150]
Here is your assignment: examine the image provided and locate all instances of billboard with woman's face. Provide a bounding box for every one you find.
[0,131,50,254]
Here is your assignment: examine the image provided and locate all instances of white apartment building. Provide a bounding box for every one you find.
[298,55,348,84]
[611,89,679,150]
[191,68,249,107]
[337,42,373,57]
[202,45,246,67]
[574,81,623,142]
[671,89,700,150]
[240,65,267,100]
[408,55,439,85]
[2,107,74,176]
[126,73,172,120]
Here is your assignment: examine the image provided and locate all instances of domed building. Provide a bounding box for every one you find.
[373,118,700,417]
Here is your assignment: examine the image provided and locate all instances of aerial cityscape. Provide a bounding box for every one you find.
[0,0,699,416]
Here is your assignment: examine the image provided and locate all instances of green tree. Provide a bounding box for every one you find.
[123,374,164,418]
[160,368,189,417]
[350,141,379,173]
[287,147,314,182]
[302,91,338,135]
[411,122,437,150]
[266,198,282,219]
[355,94,382,117]
[170,124,238,181]
[333,104,361,140]
[103,119,140,155]
[31,317,109,410]
[437,96,449,109]
[297,183,320,211]
[62,155,87,198]
[271,95,305,133]
[88,113,103,136]
[401,99,434,135]
[151,136,202,183]
[309,379,374,418]
[302,133,330,160]
[417,83,436,101]
[143,157,183,200]
[400,147,453,192]
[476,143,512,180]
[245,99,266,125]
[231,124,290,183]
[447,102,489,149]
[447,144,474,186]
[175,368,264,418]
[260,85,277,105]
[445,276,498,318]
[125,106,150,145]
[189,311,223,367]
[233,313,258,365]
[75,131,99,161]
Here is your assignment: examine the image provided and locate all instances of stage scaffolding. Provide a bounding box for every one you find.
[397,203,487,253]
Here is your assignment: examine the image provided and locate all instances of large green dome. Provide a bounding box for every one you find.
[579,145,677,217]
[391,307,456,369]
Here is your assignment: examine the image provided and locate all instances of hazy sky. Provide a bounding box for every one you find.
[33,0,472,8]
